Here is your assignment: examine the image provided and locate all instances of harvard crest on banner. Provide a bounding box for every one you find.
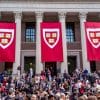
[43,29,60,49]
[0,23,16,62]
[85,22,100,61]
[41,22,63,62]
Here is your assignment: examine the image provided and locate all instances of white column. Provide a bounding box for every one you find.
[13,12,22,76]
[35,12,43,74]
[79,12,90,73]
[58,12,68,73]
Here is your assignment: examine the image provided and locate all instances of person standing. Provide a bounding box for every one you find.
[30,67,33,78]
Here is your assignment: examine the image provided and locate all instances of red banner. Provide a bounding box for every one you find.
[0,23,16,62]
[41,22,63,62]
[85,22,100,61]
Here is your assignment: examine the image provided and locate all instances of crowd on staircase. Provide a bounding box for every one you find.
[0,68,99,100]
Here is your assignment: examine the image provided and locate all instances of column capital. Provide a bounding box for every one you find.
[35,12,43,20]
[79,12,88,20]
[58,12,67,20]
[14,12,22,19]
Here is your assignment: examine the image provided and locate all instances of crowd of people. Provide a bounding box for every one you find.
[0,68,99,100]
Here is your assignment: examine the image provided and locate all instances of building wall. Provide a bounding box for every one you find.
[0,1,100,74]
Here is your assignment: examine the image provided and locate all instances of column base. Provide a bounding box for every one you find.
[36,62,43,74]
[61,62,68,73]
[83,61,91,73]
[12,63,20,79]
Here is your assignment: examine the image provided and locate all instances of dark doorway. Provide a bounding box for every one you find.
[24,57,35,75]
[45,62,57,76]
[90,61,96,72]
[5,62,13,75]
[68,56,77,75]
[0,63,5,73]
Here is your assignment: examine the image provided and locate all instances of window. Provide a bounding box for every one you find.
[66,22,75,42]
[25,22,36,42]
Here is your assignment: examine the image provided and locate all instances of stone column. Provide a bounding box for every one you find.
[58,12,68,73]
[13,12,22,76]
[79,12,90,73]
[35,12,43,74]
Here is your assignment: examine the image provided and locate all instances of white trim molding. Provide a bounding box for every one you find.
[67,51,80,69]
[0,2,100,12]
[21,50,36,73]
